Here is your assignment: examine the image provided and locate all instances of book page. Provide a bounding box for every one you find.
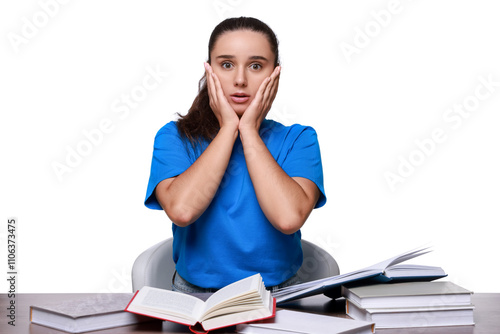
[131,287,204,320]
[365,247,432,271]
[237,309,374,334]
[385,264,446,278]
[272,246,434,303]
[203,274,261,315]
[272,267,380,297]
[201,291,274,331]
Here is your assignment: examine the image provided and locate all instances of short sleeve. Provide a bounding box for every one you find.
[144,122,194,210]
[281,126,326,208]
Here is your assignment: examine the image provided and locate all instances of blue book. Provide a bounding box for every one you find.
[272,247,447,304]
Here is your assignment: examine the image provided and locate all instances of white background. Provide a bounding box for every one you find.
[1,0,499,294]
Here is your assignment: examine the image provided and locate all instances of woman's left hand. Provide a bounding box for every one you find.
[239,66,281,133]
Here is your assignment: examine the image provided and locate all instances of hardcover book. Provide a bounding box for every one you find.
[30,293,150,333]
[343,281,474,329]
[236,309,375,334]
[342,281,472,308]
[273,247,447,304]
[346,300,474,329]
[126,273,275,333]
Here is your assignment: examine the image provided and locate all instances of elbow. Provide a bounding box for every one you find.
[277,225,300,235]
[169,212,195,227]
[162,203,197,227]
[155,179,197,227]
[273,212,307,235]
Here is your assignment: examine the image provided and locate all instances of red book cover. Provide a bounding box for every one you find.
[125,288,276,333]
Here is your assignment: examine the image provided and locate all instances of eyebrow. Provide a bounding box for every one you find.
[216,55,269,62]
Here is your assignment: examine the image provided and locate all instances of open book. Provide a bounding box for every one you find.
[125,273,275,332]
[273,247,447,304]
[237,309,375,334]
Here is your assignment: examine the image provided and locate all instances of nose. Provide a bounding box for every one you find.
[234,67,247,87]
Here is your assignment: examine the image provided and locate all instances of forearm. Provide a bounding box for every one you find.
[239,128,319,234]
[156,125,238,226]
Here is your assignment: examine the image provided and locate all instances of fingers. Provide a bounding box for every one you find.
[204,62,238,128]
[204,62,218,106]
[266,66,281,102]
[210,68,226,102]
[242,66,281,129]
[205,62,281,127]
[205,62,228,104]
[258,65,281,111]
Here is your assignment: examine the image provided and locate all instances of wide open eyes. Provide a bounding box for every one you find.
[221,61,233,70]
[219,61,263,71]
[250,63,262,71]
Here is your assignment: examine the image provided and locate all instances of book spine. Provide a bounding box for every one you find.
[189,323,209,334]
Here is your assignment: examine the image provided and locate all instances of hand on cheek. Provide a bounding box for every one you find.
[239,66,281,133]
[204,62,239,130]
[205,63,281,133]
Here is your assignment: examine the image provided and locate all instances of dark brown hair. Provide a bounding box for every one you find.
[176,17,280,146]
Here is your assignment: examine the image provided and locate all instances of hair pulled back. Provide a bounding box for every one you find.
[176,17,280,145]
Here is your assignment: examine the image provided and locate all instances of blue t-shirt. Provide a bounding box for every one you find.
[145,119,326,288]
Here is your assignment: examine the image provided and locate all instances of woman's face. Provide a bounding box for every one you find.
[210,30,276,117]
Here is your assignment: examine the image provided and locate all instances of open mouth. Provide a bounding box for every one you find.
[230,93,250,104]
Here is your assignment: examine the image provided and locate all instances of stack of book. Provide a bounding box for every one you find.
[342,281,475,329]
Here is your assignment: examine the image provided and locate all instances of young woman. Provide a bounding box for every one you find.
[144,17,326,293]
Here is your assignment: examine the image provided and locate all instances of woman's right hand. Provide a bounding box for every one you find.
[204,62,239,130]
